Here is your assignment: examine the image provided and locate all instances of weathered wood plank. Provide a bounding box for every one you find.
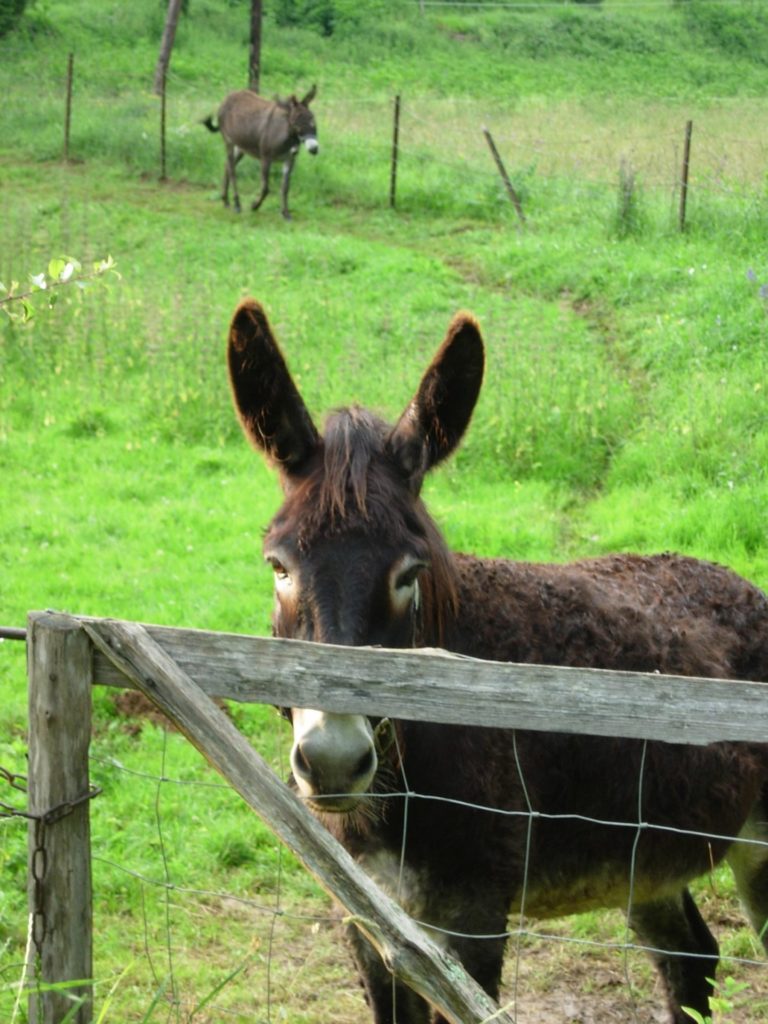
[75,615,768,746]
[27,612,93,1024]
[82,617,513,1024]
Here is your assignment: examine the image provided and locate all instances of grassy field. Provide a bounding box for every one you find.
[2,0,768,1020]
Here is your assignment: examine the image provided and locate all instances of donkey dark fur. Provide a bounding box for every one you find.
[227,298,768,1024]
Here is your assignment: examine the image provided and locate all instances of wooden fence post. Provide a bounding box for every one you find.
[27,612,94,1024]
[483,126,526,226]
[63,53,74,162]
[159,67,168,182]
[679,119,693,233]
[390,93,401,209]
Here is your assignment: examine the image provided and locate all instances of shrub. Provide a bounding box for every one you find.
[612,159,648,239]
[0,0,27,38]
[272,0,336,36]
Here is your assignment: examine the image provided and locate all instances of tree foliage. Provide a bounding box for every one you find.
[0,0,27,38]
[272,0,336,37]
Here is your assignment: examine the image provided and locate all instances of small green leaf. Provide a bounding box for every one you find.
[48,257,66,280]
[94,254,118,276]
[681,1009,708,1024]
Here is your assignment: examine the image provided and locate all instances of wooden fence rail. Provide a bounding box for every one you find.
[26,610,768,1023]
[81,615,768,746]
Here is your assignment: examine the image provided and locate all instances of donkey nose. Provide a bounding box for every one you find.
[304,137,319,155]
[290,710,376,808]
[294,738,374,793]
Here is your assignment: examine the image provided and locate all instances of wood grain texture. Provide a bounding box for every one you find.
[27,611,93,1024]
[72,614,768,745]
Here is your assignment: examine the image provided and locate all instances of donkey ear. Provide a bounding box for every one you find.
[387,312,484,490]
[227,300,319,475]
[301,84,317,106]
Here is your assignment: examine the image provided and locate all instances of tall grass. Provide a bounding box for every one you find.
[0,176,641,488]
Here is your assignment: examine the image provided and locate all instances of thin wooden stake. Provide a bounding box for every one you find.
[160,67,167,182]
[389,94,401,209]
[63,53,74,162]
[679,119,693,233]
[483,126,525,226]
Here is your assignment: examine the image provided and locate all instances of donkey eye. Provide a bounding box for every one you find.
[267,557,291,582]
[396,563,426,590]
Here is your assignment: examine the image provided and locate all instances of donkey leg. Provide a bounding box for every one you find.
[727,802,768,950]
[280,152,297,220]
[224,146,243,212]
[220,160,230,206]
[346,924,430,1024]
[630,889,719,1024]
[251,158,271,212]
[422,891,508,1024]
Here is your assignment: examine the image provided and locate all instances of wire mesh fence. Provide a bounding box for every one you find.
[20,50,768,237]
[80,736,768,1021]
[6,617,768,1023]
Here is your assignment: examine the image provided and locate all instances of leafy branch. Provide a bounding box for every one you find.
[0,256,119,323]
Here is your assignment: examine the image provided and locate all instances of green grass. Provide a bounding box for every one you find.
[2,0,768,1020]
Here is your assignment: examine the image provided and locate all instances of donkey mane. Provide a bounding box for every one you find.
[318,407,384,523]
[273,406,460,645]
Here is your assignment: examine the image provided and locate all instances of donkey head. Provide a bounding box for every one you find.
[285,84,318,155]
[228,300,484,811]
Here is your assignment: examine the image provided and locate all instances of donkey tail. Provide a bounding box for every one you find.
[202,115,219,134]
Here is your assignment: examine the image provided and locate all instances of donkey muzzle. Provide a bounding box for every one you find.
[290,709,376,812]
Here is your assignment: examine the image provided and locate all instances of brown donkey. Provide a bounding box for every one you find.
[227,299,768,1024]
[204,86,318,219]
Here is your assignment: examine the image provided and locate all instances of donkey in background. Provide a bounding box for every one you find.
[203,86,318,220]
[227,299,768,1024]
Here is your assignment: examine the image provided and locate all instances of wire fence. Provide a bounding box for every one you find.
[5,659,768,1023]
[417,0,757,9]
[97,761,768,1020]
[87,745,343,1022]
[31,50,767,236]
